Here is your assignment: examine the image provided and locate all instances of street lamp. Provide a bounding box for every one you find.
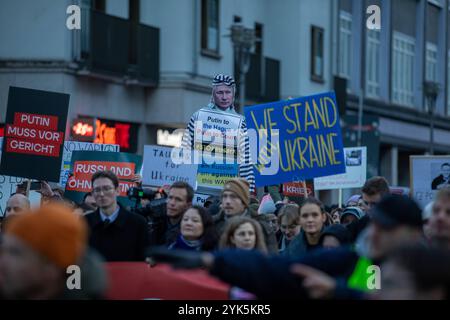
[230,24,256,112]
[423,81,440,155]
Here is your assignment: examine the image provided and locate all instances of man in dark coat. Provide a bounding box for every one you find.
[85,170,149,261]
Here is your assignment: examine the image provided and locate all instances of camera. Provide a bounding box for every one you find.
[128,187,167,219]
[127,187,156,201]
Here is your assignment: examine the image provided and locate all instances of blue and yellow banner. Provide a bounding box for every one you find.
[244,91,346,187]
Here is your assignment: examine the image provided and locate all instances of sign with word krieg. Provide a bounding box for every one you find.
[142,145,197,188]
[0,87,69,182]
[64,151,142,206]
[410,155,450,208]
[283,181,315,197]
[245,92,346,187]
[60,141,119,187]
[194,109,242,194]
[314,147,367,190]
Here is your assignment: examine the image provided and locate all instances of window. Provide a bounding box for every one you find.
[426,43,438,82]
[92,0,105,12]
[201,0,220,56]
[392,31,415,107]
[311,26,324,82]
[447,51,450,115]
[129,0,140,65]
[255,23,263,56]
[339,11,352,83]
[366,29,381,97]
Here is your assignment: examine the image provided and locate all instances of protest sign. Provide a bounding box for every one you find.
[282,181,314,197]
[314,147,367,190]
[142,145,197,189]
[245,91,345,187]
[60,141,119,187]
[194,109,242,195]
[0,87,69,182]
[64,151,142,206]
[410,155,450,208]
[193,193,212,206]
[389,186,410,196]
[0,138,119,188]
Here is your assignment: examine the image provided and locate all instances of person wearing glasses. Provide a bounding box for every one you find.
[84,170,150,261]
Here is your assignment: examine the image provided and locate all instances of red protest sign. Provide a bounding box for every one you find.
[282,181,315,197]
[0,87,69,182]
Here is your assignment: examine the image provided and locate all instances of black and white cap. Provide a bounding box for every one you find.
[212,74,236,86]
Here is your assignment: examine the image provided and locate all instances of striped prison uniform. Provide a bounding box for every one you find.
[181,104,255,193]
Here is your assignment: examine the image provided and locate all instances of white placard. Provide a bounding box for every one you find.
[410,155,450,208]
[314,147,367,190]
[143,145,197,189]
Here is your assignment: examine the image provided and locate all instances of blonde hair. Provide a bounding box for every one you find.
[219,216,267,253]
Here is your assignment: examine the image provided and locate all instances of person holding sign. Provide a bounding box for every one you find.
[181,74,255,193]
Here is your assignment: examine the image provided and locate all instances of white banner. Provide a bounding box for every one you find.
[314,147,367,190]
[410,155,450,208]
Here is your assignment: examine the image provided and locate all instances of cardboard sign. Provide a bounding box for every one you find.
[282,181,314,197]
[60,141,119,187]
[64,151,142,206]
[194,109,242,194]
[192,193,212,206]
[314,147,367,190]
[410,155,450,208]
[0,87,69,182]
[142,145,197,188]
[244,92,345,187]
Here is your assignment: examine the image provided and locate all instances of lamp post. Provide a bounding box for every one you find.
[230,24,256,113]
[423,81,439,155]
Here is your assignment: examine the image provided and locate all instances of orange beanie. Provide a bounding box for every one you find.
[5,203,88,269]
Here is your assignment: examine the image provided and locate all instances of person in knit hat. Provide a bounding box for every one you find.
[340,206,364,225]
[0,203,88,299]
[212,179,278,253]
[212,179,250,236]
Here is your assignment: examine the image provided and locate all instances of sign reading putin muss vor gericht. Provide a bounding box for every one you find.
[244,91,346,187]
[0,87,69,182]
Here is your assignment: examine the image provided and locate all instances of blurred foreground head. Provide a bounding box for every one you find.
[429,187,450,250]
[379,245,450,300]
[366,194,423,261]
[0,204,87,299]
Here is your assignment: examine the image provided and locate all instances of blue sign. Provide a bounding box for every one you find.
[244,91,346,187]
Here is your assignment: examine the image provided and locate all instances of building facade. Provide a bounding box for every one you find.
[1,0,450,201]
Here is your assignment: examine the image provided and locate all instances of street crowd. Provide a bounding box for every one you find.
[0,74,449,300]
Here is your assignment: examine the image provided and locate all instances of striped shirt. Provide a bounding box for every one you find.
[182,103,255,193]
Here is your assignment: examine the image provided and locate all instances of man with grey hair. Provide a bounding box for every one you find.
[5,193,30,218]
[182,74,255,192]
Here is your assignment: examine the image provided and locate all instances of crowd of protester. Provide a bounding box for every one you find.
[2,73,449,300]
[0,171,449,300]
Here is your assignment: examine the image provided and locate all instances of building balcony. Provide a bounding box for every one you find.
[245,54,280,103]
[78,9,159,87]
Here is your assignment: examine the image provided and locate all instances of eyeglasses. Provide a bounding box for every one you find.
[92,185,115,195]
